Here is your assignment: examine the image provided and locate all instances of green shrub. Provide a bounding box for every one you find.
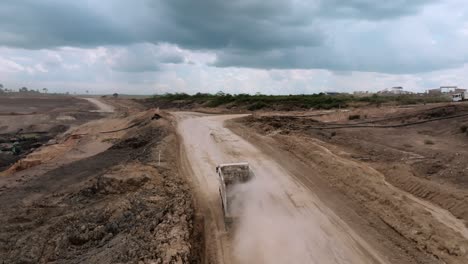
[205,94,235,107]
[149,92,450,110]
[248,102,268,111]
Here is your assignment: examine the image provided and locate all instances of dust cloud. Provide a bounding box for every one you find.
[231,170,344,264]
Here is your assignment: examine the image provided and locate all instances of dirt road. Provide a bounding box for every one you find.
[175,112,387,264]
[83,97,115,113]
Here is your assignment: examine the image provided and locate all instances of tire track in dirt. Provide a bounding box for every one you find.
[174,112,387,264]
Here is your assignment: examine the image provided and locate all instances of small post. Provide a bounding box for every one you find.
[158,150,161,166]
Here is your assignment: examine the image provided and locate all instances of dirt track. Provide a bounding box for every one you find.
[174,112,388,264]
[83,98,115,113]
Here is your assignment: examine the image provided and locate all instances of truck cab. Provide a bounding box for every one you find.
[452,92,467,102]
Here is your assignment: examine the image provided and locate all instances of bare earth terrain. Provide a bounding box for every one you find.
[233,102,468,263]
[0,97,200,263]
[0,96,101,171]
[175,112,388,264]
[2,96,468,264]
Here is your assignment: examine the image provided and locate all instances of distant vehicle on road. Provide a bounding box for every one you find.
[452,92,468,102]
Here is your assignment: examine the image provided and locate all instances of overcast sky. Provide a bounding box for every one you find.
[0,0,467,94]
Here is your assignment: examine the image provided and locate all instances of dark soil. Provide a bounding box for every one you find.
[0,132,54,171]
[0,96,95,114]
[0,118,199,264]
[0,95,103,171]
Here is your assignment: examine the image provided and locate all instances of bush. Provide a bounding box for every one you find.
[205,94,235,107]
[248,102,268,111]
[348,114,361,120]
[148,92,450,110]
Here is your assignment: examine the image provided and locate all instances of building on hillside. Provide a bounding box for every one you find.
[427,86,464,95]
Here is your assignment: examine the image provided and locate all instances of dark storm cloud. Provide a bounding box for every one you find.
[0,0,454,74]
[319,0,437,20]
[158,53,185,64]
[0,0,132,49]
[109,44,186,73]
[213,46,465,74]
[0,0,433,49]
[156,0,323,51]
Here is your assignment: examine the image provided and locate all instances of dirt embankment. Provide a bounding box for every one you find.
[233,103,468,264]
[0,96,102,171]
[0,107,201,263]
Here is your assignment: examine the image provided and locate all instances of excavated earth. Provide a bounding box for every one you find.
[0,96,101,171]
[233,102,468,264]
[0,98,200,264]
[4,95,468,264]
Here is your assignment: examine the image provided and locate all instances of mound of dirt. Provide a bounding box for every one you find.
[0,114,200,264]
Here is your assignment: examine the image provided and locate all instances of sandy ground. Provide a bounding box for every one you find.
[174,112,388,264]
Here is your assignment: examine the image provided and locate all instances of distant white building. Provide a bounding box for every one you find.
[428,86,463,95]
[440,86,458,93]
[391,87,404,94]
[353,91,371,96]
[378,86,411,95]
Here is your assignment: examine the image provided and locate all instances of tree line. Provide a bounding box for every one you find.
[0,84,48,94]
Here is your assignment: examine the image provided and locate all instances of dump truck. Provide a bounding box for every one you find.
[217,162,253,224]
[452,92,468,102]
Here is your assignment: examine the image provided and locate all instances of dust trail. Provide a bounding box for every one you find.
[232,181,312,263]
[174,113,385,264]
[231,167,371,264]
